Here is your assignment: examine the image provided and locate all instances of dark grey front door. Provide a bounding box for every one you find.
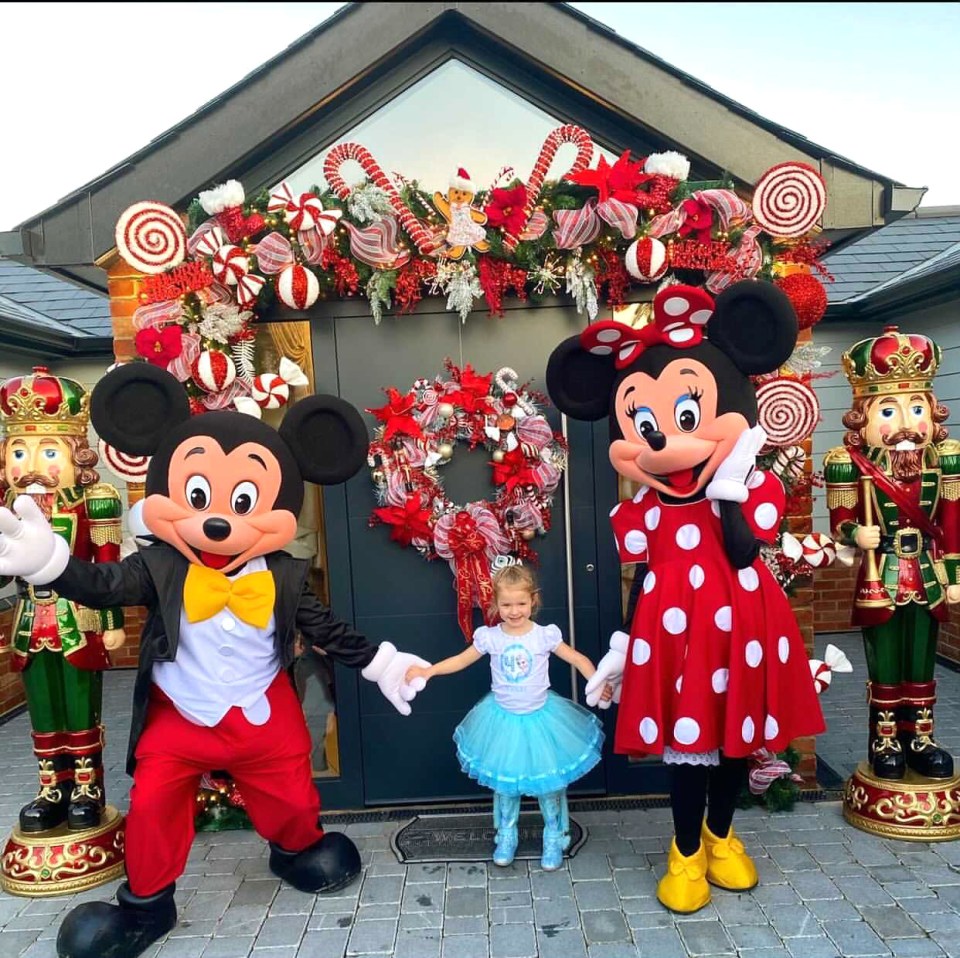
[309,298,650,806]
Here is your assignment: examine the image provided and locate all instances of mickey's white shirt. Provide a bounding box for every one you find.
[152,556,280,727]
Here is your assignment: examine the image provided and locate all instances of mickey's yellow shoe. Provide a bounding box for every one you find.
[701,822,758,890]
[656,838,711,914]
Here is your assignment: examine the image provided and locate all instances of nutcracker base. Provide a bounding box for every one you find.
[843,763,960,841]
[0,805,125,897]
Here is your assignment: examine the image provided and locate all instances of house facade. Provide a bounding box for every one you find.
[0,2,919,808]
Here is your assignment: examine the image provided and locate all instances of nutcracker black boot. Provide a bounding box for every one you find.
[269,831,361,893]
[899,681,955,778]
[19,731,72,833]
[66,727,106,830]
[56,881,177,958]
[868,683,905,780]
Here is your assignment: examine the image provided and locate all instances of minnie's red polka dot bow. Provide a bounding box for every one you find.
[580,285,715,369]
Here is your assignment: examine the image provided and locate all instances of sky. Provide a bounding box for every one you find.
[1,1,959,230]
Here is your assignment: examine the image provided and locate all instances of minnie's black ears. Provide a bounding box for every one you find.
[708,281,798,376]
[546,335,620,422]
[278,395,369,485]
[90,363,191,456]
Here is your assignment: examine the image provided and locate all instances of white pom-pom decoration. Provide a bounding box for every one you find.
[198,180,245,215]
[276,264,320,310]
[644,151,691,181]
[624,236,668,282]
[251,373,290,410]
[211,245,249,285]
[192,350,237,394]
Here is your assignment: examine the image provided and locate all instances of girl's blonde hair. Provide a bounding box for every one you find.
[489,564,541,619]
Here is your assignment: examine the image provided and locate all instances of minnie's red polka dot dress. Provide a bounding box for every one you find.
[610,472,825,761]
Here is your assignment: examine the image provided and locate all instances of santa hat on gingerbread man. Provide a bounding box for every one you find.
[449,168,476,193]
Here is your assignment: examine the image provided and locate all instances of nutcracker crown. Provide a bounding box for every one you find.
[0,366,90,437]
[841,327,940,399]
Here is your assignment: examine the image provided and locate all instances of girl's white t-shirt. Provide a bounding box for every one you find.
[472,623,562,714]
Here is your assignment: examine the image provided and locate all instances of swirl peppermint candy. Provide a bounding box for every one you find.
[115,202,187,274]
[756,377,820,448]
[752,163,827,239]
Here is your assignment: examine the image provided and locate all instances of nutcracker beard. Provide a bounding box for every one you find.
[884,429,925,482]
[14,475,58,520]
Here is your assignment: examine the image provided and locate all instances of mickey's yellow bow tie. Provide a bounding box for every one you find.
[183,563,275,629]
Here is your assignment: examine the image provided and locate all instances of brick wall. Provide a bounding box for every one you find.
[813,562,858,634]
[0,604,23,719]
[106,258,147,666]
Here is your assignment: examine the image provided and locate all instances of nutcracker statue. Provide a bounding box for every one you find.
[826,327,960,839]
[0,367,126,895]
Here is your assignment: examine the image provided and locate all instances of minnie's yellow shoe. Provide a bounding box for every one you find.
[701,822,758,890]
[656,838,711,914]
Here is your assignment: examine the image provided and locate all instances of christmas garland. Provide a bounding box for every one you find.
[366,361,567,641]
[112,125,834,415]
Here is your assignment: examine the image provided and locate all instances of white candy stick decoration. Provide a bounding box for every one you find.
[494,367,536,416]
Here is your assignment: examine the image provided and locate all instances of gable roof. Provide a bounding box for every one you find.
[0,1,922,295]
[824,207,960,320]
[0,258,112,357]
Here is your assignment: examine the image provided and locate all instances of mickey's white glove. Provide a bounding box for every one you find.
[0,495,70,584]
[706,425,767,504]
[584,631,628,709]
[361,641,431,717]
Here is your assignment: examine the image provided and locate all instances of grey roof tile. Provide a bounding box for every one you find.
[0,258,111,337]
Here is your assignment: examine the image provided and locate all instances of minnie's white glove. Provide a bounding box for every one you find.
[361,641,431,717]
[705,425,767,504]
[584,631,628,709]
[0,495,70,584]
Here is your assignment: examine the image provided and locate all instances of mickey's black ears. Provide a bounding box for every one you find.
[546,335,619,422]
[278,395,369,485]
[708,281,798,376]
[90,363,191,456]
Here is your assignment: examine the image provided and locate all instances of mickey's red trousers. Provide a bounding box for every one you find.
[126,671,324,896]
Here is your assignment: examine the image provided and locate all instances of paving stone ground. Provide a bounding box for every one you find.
[3,631,960,957]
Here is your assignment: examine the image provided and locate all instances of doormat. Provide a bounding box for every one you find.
[391,810,586,864]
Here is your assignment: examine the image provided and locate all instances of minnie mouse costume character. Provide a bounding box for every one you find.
[0,363,430,958]
[546,281,825,914]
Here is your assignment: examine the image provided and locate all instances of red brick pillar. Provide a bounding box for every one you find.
[105,257,148,665]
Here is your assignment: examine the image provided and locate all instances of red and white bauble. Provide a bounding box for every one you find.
[211,245,249,285]
[192,350,237,394]
[624,236,668,282]
[276,264,320,310]
[251,373,291,410]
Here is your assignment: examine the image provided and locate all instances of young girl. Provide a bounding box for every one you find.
[405,565,609,870]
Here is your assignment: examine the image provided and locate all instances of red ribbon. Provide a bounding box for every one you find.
[448,511,496,642]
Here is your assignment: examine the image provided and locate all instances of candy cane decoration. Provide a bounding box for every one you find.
[494,367,536,416]
[323,143,436,256]
[504,125,596,251]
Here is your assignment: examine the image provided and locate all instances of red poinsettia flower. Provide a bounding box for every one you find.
[491,447,539,495]
[373,494,433,547]
[484,185,528,236]
[678,198,714,243]
[366,387,424,442]
[447,365,493,414]
[135,325,183,367]
[568,151,653,204]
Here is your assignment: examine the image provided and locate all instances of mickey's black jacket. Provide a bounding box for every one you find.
[50,542,377,775]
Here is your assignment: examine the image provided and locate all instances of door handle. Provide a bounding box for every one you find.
[585,563,595,572]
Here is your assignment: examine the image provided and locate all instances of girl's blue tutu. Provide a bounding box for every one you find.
[453,691,604,797]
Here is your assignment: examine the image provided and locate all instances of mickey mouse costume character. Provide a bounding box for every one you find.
[546,281,825,914]
[0,363,430,958]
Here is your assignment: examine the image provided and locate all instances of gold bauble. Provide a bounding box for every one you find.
[371,469,385,484]
[521,529,536,541]
[439,443,454,459]
[438,403,455,418]
[492,450,505,463]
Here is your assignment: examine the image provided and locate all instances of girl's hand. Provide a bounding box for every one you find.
[405,664,431,684]
[600,683,614,703]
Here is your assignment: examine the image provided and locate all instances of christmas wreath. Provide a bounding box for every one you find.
[367,361,567,640]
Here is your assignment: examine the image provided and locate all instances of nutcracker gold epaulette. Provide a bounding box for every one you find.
[823,446,858,485]
[937,440,960,498]
[84,483,123,523]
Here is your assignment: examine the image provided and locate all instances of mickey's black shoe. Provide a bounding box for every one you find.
[269,831,362,894]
